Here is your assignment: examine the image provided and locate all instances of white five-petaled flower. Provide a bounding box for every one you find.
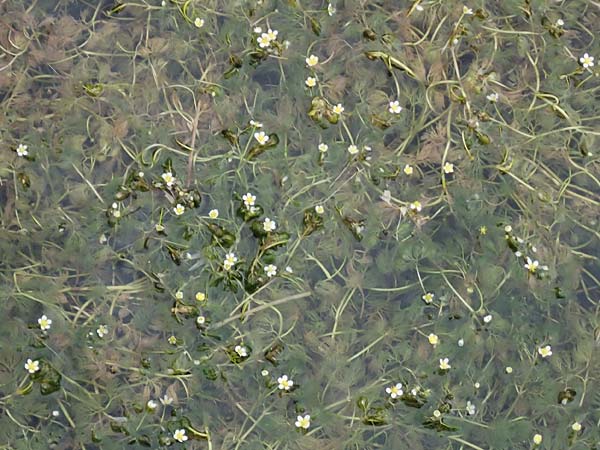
[315,205,324,214]
[463,6,473,15]
[194,17,205,28]
[38,315,52,331]
[264,264,277,277]
[533,433,543,445]
[443,162,454,174]
[97,325,108,338]
[538,345,552,358]
[306,54,319,67]
[266,29,278,41]
[263,217,276,232]
[439,357,451,370]
[295,414,311,429]
[277,374,293,390]
[403,164,413,175]
[250,119,263,128]
[254,131,269,145]
[224,252,238,270]
[327,3,336,16]
[160,394,173,406]
[347,144,359,155]
[422,292,434,304]
[556,19,564,27]
[332,103,344,115]
[257,33,271,48]
[486,92,499,102]
[524,257,539,273]
[466,400,476,415]
[571,422,582,432]
[305,76,317,88]
[483,314,492,323]
[318,143,328,153]
[388,100,403,114]
[580,53,594,69]
[173,204,185,216]
[242,192,256,208]
[428,333,439,346]
[386,382,403,399]
[16,144,28,157]
[25,358,40,374]
[161,172,175,187]
[173,429,188,442]
[253,26,262,34]
[196,315,206,325]
[409,200,422,212]
[147,400,158,410]
[234,345,248,357]
[209,209,219,219]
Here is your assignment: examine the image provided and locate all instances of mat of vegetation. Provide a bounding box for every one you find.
[1,0,599,449]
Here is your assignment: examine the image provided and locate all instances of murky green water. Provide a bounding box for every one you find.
[1,0,599,448]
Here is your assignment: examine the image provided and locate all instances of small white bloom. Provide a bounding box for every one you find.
[38,315,52,331]
[385,382,403,399]
[305,76,317,88]
[524,257,539,273]
[264,264,277,277]
[315,205,324,214]
[388,100,402,114]
[327,3,335,16]
[332,103,344,115]
[504,225,512,233]
[224,252,238,270]
[443,162,454,174]
[16,144,28,157]
[250,119,263,128]
[439,358,451,370]
[410,200,422,212]
[486,92,499,102]
[194,17,205,28]
[295,414,311,429]
[466,400,476,415]
[263,217,277,232]
[458,338,464,347]
[483,314,492,323]
[242,192,256,208]
[261,369,269,376]
[161,171,175,187]
[580,53,595,69]
[96,325,108,338]
[52,410,60,417]
[422,292,434,303]
[433,409,441,418]
[318,143,328,153]
[556,19,564,27]
[538,345,552,358]
[253,26,263,34]
[277,375,293,390]
[257,33,271,48]
[147,400,158,410]
[347,144,359,155]
[25,358,40,374]
[571,422,582,432]
[463,6,473,15]
[173,429,188,442]
[234,345,248,357]
[533,433,543,445]
[160,394,173,406]
[254,131,269,145]
[285,266,293,273]
[403,164,413,175]
[173,204,185,216]
[505,366,513,374]
[306,54,319,67]
[196,315,206,325]
[209,209,219,219]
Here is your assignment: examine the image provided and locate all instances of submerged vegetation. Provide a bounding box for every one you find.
[1,0,599,448]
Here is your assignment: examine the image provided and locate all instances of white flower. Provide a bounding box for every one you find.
[285,266,293,273]
[263,217,276,232]
[112,209,121,218]
[277,374,293,390]
[571,422,582,432]
[306,54,319,67]
[427,333,439,346]
[409,200,422,212]
[194,17,204,28]
[386,382,403,399]
[332,103,344,115]
[504,225,512,233]
[97,325,108,338]
[388,100,402,114]
[524,257,539,273]
[295,414,311,429]
[403,164,413,175]
[38,315,52,331]
[422,292,434,303]
[483,314,492,323]
[253,26,262,34]
[173,204,185,216]
[458,338,464,347]
[224,252,238,270]
[505,366,513,374]
[242,192,256,207]
[25,358,40,374]
[250,120,263,128]
[556,19,564,26]
[315,205,324,214]
[209,209,219,219]
[173,429,188,442]
[16,144,28,157]
[486,92,499,102]
[533,433,543,445]
[261,369,269,376]
[155,223,165,232]
[463,6,473,15]
[538,345,552,358]
[348,144,359,155]
[147,400,158,410]
[196,315,206,325]
[264,264,277,277]
[254,131,269,145]
[234,345,248,357]
[305,76,317,88]
[439,358,451,370]
[327,3,335,16]
[433,409,441,418]
[466,400,476,415]
[266,29,278,41]
[318,143,328,153]
[175,291,184,300]
[443,162,454,174]
[52,410,59,417]
[161,172,175,187]
[580,53,594,69]
[257,33,271,48]
[160,394,173,406]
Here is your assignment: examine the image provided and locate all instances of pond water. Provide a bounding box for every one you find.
[1,0,599,449]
